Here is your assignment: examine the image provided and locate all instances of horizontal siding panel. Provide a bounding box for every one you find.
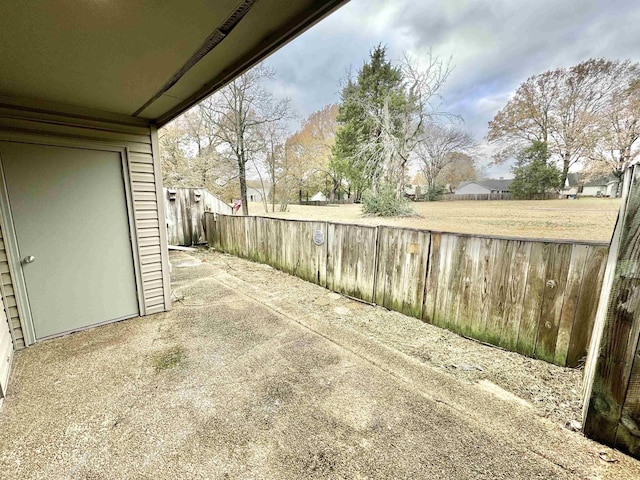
[134,191,158,202]
[138,236,160,248]
[131,172,155,184]
[145,295,165,307]
[0,263,9,274]
[0,118,152,145]
[144,287,164,300]
[0,128,152,154]
[141,263,163,275]
[142,271,163,283]
[130,162,155,174]
[2,273,12,286]
[146,304,165,315]
[129,153,154,164]
[0,108,152,135]
[137,219,160,229]
[144,279,164,291]
[134,201,158,211]
[132,183,157,193]
[141,253,162,265]
[135,210,158,221]
[137,228,161,238]
[139,245,161,257]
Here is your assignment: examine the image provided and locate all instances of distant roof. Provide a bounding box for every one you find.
[566,173,619,187]
[458,179,513,191]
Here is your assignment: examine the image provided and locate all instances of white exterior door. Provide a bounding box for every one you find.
[0,142,139,340]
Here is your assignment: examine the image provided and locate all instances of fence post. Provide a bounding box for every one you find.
[582,164,640,458]
[371,225,381,305]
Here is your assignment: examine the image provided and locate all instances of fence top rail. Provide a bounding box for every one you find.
[210,213,611,248]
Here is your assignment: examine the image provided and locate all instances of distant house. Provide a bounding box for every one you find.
[246,186,270,202]
[455,179,513,195]
[561,173,620,198]
[310,191,328,202]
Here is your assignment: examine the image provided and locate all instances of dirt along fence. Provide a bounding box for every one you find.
[163,187,232,246]
[442,193,555,201]
[205,213,609,367]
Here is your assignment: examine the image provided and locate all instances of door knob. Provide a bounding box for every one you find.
[22,255,35,264]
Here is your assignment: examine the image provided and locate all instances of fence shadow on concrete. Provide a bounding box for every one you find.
[205,213,608,368]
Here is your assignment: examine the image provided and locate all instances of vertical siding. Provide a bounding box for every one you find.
[0,105,171,346]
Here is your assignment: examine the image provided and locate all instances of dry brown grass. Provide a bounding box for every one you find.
[248,197,621,242]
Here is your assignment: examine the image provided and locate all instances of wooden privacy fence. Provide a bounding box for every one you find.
[205,213,609,367]
[163,187,232,246]
[442,193,555,201]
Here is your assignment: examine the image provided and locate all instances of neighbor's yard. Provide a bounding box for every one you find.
[248,198,621,243]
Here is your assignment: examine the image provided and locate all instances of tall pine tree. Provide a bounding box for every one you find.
[331,45,406,199]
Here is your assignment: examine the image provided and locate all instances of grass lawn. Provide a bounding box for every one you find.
[247,198,621,243]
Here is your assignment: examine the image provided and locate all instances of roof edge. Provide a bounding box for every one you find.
[0,94,153,127]
[153,0,351,126]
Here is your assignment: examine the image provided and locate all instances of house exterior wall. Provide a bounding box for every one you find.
[246,187,268,202]
[582,186,606,197]
[0,105,171,348]
[455,183,492,195]
[0,285,11,398]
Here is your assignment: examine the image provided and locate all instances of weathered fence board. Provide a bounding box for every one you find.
[206,213,609,368]
[583,165,640,457]
[442,193,554,201]
[327,223,377,302]
[164,187,232,246]
[374,227,430,318]
[566,245,608,367]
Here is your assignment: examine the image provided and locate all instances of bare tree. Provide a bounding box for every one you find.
[414,123,476,192]
[587,70,640,195]
[252,118,291,212]
[355,51,454,199]
[199,65,291,215]
[488,59,634,186]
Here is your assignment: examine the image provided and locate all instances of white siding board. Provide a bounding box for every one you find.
[146,304,165,315]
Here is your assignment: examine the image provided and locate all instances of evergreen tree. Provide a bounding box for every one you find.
[510,141,562,199]
[331,45,406,199]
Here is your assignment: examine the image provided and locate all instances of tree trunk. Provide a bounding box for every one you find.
[561,153,571,189]
[271,184,276,212]
[239,159,248,216]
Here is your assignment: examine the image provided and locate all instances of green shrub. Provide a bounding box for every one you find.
[422,185,446,201]
[362,183,414,217]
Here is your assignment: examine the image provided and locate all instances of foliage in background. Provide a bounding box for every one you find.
[510,141,562,199]
[332,45,406,200]
[332,45,455,202]
[488,59,640,189]
[285,105,341,203]
[422,185,447,201]
[362,183,414,217]
[414,123,476,192]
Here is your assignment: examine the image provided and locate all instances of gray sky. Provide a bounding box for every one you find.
[263,0,640,177]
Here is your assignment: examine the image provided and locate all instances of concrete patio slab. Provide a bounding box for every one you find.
[0,251,638,479]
